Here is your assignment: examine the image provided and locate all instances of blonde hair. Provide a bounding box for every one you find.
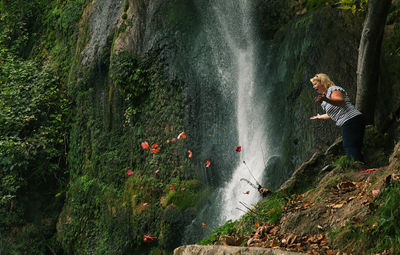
[310,73,336,90]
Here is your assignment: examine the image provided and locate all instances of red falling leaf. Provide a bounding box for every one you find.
[169,185,175,190]
[188,150,193,158]
[172,138,177,142]
[127,169,133,176]
[150,144,160,154]
[205,160,211,167]
[358,168,378,173]
[150,147,160,154]
[143,234,157,242]
[154,169,160,174]
[143,203,149,206]
[177,131,187,139]
[141,141,149,150]
[236,146,242,152]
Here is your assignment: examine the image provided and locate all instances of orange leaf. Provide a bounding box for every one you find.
[177,131,187,139]
[150,144,160,154]
[141,141,149,150]
[188,150,193,158]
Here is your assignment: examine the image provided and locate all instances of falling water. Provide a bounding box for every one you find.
[212,0,268,225]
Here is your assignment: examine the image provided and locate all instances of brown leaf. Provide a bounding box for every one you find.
[287,233,297,245]
[270,227,279,235]
[326,250,337,255]
[316,234,324,241]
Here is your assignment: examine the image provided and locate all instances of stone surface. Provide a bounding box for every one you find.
[174,245,304,255]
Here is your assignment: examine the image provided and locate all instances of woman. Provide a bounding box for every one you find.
[310,73,365,162]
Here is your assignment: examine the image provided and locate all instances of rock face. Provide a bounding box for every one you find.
[174,245,304,255]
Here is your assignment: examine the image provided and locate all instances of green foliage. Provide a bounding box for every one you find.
[0,46,69,222]
[124,0,130,12]
[199,220,237,245]
[333,155,353,166]
[336,0,368,14]
[306,0,328,10]
[0,0,87,253]
[236,192,285,234]
[200,192,286,245]
[0,46,70,255]
[370,182,400,252]
[163,179,209,209]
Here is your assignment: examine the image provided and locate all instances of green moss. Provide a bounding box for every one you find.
[124,0,129,12]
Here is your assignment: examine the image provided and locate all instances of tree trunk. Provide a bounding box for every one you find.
[356,0,392,124]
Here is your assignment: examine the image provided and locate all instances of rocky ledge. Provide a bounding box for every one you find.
[174,245,303,255]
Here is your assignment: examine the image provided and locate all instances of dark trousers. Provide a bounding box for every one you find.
[341,114,365,162]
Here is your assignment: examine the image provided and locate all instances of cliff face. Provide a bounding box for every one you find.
[260,6,363,189]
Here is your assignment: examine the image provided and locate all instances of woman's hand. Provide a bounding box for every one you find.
[314,94,327,102]
[310,113,330,120]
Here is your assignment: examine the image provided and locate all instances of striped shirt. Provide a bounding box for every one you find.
[321,86,361,127]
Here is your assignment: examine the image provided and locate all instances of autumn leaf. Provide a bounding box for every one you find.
[169,185,175,190]
[358,168,378,173]
[236,146,242,152]
[172,138,177,142]
[188,150,193,158]
[205,160,211,167]
[143,234,157,242]
[154,169,160,174]
[177,131,187,139]
[143,203,149,206]
[372,189,380,197]
[166,139,170,143]
[150,144,160,154]
[141,141,149,150]
[202,222,207,228]
[127,169,133,176]
[244,190,250,195]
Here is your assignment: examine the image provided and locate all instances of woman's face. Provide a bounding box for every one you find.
[312,80,326,94]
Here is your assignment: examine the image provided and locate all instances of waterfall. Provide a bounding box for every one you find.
[211,0,268,225]
[181,0,271,243]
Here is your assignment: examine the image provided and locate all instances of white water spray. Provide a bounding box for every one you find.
[212,0,269,224]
